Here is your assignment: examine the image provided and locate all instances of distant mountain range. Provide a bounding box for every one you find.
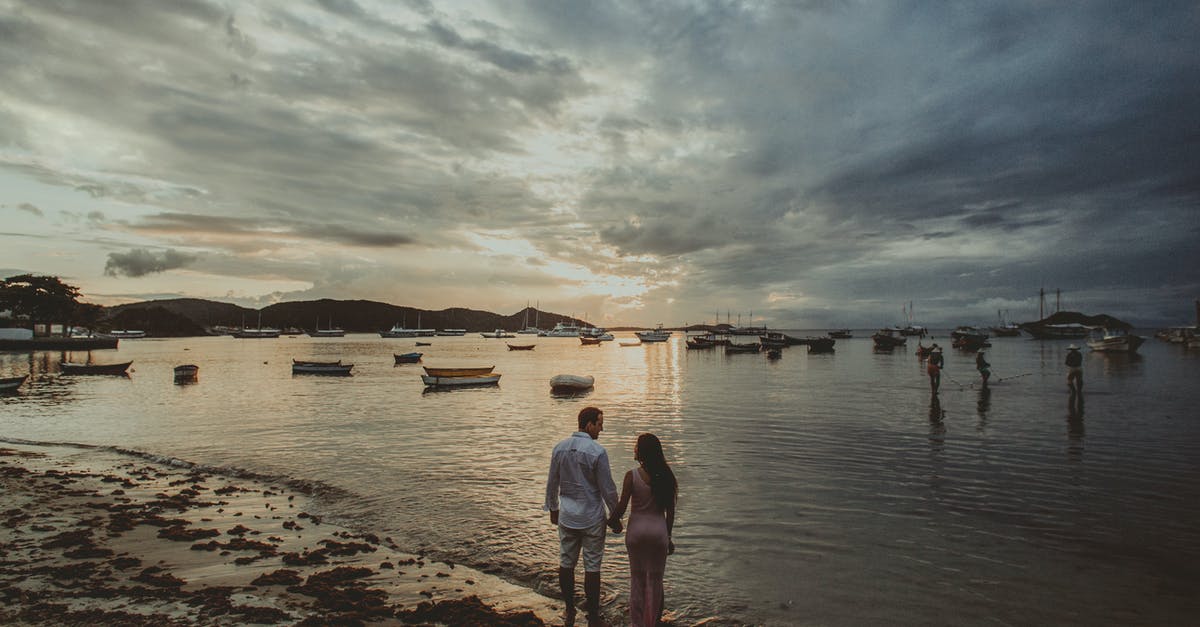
[102,298,595,337]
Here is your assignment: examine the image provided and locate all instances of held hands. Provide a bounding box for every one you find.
[608,517,623,534]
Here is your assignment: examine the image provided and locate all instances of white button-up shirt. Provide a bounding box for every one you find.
[544,432,619,529]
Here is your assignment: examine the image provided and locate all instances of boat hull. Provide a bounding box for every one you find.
[233,329,281,338]
[60,361,133,375]
[0,375,27,391]
[872,331,906,349]
[394,353,423,363]
[0,337,119,350]
[292,364,353,375]
[506,344,536,351]
[422,374,501,386]
[807,338,836,353]
[1019,323,1091,339]
[422,366,495,377]
[1087,335,1145,353]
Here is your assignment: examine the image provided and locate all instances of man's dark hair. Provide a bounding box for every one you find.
[578,406,602,431]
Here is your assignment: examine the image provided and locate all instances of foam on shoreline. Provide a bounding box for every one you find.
[0,441,563,625]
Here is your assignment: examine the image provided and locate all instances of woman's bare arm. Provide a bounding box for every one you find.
[609,470,633,527]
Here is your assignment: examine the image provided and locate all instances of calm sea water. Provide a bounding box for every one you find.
[3,332,1200,625]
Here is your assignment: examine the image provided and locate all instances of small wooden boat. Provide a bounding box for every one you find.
[685,339,715,350]
[0,375,28,392]
[415,341,432,346]
[506,344,536,351]
[724,341,760,353]
[394,352,423,363]
[550,374,594,392]
[580,337,602,346]
[173,364,199,382]
[828,329,853,339]
[292,360,353,375]
[60,361,133,375]
[423,366,495,377]
[422,373,501,387]
[293,359,343,366]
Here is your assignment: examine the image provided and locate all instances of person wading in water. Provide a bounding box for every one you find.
[927,345,944,393]
[976,350,991,388]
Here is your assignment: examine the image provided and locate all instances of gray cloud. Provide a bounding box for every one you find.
[0,0,1197,326]
[17,202,43,216]
[129,212,416,249]
[104,248,198,277]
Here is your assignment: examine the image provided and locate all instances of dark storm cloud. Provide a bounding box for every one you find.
[521,0,1200,324]
[104,248,198,277]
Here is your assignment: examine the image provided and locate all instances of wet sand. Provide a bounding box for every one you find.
[0,443,563,625]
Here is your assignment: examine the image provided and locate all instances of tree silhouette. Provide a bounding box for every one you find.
[0,274,101,332]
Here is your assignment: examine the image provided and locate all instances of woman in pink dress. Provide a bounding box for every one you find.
[609,433,677,627]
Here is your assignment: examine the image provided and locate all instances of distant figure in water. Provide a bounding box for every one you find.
[927,345,944,393]
[609,433,677,627]
[975,350,991,388]
[1065,345,1083,395]
[544,407,622,627]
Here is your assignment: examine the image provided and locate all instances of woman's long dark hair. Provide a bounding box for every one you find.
[636,433,677,511]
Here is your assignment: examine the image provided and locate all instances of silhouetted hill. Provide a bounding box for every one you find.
[106,298,253,329]
[103,299,592,336]
[1021,310,1132,330]
[104,306,208,337]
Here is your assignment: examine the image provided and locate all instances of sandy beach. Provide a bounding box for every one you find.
[0,442,564,625]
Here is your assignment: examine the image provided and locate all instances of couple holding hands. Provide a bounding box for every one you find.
[544,407,677,627]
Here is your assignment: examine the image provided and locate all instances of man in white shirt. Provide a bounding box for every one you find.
[545,406,621,626]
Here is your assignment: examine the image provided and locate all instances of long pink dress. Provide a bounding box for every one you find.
[626,469,669,627]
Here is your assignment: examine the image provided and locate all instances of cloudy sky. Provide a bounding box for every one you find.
[2,0,1197,328]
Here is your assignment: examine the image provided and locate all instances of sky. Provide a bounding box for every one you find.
[1,0,1198,329]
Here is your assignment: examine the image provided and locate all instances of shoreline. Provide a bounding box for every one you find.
[0,442,563,625]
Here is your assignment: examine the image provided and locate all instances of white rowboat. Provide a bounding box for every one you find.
[422,374,501,387]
